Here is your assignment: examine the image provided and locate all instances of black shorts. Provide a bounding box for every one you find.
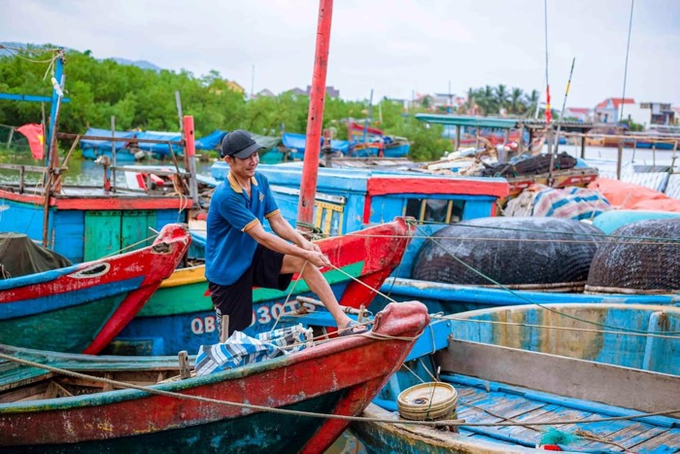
[208,244,294,338]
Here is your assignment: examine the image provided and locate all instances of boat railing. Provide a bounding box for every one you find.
[0,163,68,193]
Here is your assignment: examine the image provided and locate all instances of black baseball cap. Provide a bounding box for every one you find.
[220,130,264,159]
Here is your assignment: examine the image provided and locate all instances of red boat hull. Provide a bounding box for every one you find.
[0,302,429,452]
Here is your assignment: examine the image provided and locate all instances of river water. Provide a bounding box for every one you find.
[0,144,676,452]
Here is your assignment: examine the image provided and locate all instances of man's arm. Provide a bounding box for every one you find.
[268,212,321,253]
[247,220,329,268]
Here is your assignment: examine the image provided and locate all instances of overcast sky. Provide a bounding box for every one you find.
[2,0,679,110]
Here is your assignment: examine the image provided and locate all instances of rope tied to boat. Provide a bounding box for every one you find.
[2,352,678,428]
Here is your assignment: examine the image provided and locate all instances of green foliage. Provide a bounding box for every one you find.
[461,85,541,117]
[621,117,644,132]
[0,49,249,138]
[0,48,477,162]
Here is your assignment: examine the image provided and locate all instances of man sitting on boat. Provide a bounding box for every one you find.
[206,130,367,340]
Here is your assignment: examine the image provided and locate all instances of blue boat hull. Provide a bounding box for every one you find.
[353,303,680,453]
[111,284,351,355]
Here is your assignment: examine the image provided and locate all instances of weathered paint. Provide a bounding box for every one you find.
[0,302,430,452]
[365,176,509,199]
[354,303,680,453]
[0,189,192,210]
[255,164,507,237]
[0,224,190,354]
[0,190,187,263]
[444,303,680,375]
[375,277,680,315]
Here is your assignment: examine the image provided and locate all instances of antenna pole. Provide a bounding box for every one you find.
[619,0,635,123]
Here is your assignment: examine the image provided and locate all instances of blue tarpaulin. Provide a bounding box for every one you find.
[135,131,183,156]
[281,132,350,155]
[80,128,137,151]
[80,128,228,159]
[195,129,227,151]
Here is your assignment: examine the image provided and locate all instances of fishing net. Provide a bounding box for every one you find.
[586,218,680,294]
[412,217,603,290]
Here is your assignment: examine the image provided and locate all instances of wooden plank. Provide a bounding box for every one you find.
[121,210,156,251]
[0,164,50,173]
[0,382,49,403]
[596,423,670,451]
[84,210,121,260]
[438,339,680,414]
[628,428,680,452]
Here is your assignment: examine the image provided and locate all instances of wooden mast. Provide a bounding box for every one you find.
[42,51,66,248]
[297,0,334,231]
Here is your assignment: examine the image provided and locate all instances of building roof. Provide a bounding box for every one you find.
[415,114,599,132]
[415,113,517,129]
[566,108,591,114]
[595,98,635,109]
[256,89,275,97]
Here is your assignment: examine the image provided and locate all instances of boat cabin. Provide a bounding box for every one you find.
[211,162,509,277]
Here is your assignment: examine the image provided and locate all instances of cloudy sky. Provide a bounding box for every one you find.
[2,0,679,110]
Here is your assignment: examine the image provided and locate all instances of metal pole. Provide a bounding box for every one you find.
[111,116,116,192]
[45,51,65,170]
[553,57,576,155]
[580,134,586,159]
[619,0,635,123]
[455,125,461,150]
[183,115,200,208]
[175,91,187,170]
[616,140,623,180]
[297,0,334,229]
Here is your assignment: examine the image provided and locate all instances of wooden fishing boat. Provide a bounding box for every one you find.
[0,223,190,354]
[113,217,415,355]
[1,48,417,357]
[371,216,679,314]
[217,164,680,319]
[0,301,429,452]
[351,303,680,453]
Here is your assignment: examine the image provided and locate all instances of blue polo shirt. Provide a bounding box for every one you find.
[205,171,279,286]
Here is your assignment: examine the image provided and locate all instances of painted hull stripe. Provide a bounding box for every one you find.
[0,277,145,319]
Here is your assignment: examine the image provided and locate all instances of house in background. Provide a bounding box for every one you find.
[225,80,245,95]
[640,102,677,125]
[431,93,467,113]
[564,107,591,122]
[254,88,275,98]
[306,85,340,98]
[283,86,339,98]
[286,87,308,96]
[385,97,410,111]
[593,98,635,123]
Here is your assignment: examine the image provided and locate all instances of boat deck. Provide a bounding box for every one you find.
[448,375,680,452]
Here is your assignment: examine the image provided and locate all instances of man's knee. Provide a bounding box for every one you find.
[281,254,305,273]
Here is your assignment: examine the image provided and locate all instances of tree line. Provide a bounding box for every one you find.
[0,48,543,161]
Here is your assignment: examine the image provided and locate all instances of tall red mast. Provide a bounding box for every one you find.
[297,0,334,229]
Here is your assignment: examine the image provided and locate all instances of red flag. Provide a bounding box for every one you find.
[16,123,45,159]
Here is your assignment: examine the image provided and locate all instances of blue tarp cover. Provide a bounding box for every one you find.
[135,131,182,156]
[80,128,227,157]
[80,128,137,150]
[281,132,349,154]
[195,130,227,150]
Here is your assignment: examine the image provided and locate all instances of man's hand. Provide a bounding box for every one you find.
[305,250,332,268]
[299,239,322,254]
